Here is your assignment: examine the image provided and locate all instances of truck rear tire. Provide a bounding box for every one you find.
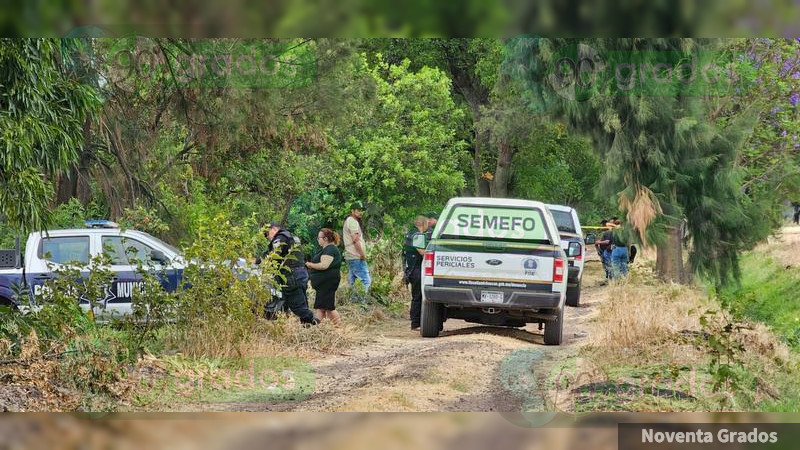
[420,300,443,338]
[566,281,581,307]
[543,306,564,345]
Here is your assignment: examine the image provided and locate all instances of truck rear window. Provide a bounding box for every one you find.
[438,205,551,243]
[40,236,90,265]
[550,210,577,234]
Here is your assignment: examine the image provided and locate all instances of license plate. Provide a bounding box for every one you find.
[480,291,504,303]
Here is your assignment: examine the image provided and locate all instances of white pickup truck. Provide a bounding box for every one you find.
[546,204,586,306]
[420,198,579,345]
[0,222,184,318]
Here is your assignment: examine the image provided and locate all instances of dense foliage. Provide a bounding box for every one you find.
[0,37,796,284]
[0,39,100,232]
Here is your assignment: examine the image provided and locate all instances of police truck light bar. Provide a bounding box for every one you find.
[85,219,119,229]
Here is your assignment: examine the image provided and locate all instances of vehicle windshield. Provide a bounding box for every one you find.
[550,210,577,234]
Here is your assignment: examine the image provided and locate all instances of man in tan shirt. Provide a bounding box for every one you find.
[343,201,371,301]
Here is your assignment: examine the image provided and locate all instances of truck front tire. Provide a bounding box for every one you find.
[420,300,443,338]
[543,306,564,345]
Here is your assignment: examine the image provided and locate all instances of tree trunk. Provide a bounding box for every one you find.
[473,130,491,197]
[656,225,685,283]
[491,139,513,198]
[56,171,77,204]
[448,64,489,198]
[75,117,93,204]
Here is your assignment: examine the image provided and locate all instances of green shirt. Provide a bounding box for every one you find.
[612,226,628,247]
[309,244,343,286]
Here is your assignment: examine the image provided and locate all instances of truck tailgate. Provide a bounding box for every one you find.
[431,242,558,291]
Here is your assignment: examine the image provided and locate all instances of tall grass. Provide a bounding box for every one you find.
[584,261,800,412]
[718,249,800,350]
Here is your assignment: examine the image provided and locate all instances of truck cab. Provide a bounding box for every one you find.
[0,222,183,319]
[420,197,577,345]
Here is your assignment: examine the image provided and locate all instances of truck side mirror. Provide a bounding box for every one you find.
[567,242,582,258]
[584,233,596,245]
[150,250,169,264]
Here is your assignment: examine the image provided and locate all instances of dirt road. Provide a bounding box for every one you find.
[201,262,608,412]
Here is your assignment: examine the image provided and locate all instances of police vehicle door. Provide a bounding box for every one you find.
[99,234,165,318]
[28,235,91,306]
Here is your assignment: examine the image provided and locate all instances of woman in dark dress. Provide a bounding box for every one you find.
[305,228,343,325]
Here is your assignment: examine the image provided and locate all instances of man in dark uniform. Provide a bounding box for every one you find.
[793,202,800,225]
[258,222,318,324]
[403,215,429,330]
[425,211,438,243]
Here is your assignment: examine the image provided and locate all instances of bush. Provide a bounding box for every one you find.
[364,229,407,304]
[0,254,135,411]
[162,212,278,358]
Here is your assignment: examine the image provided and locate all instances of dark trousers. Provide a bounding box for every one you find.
[282,268,316,324]
[794,210,800,224]
[409,268,422,328]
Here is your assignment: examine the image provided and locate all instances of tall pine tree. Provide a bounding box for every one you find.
[506,37,761,288]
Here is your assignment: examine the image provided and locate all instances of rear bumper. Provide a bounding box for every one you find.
[424,286,562,310]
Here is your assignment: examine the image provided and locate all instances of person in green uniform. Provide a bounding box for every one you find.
[403,215,429,330]
[305,228,343,325]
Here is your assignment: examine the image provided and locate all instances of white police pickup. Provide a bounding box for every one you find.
[0,221,184,319]
[421,198,578,345]
[546,204,586,307]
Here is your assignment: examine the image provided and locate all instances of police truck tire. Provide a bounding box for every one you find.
[544,306,564,345]
[420,300,442,338]
[566,282,581,307]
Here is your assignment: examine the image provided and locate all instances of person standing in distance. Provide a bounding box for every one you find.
[793,202,800,225]
[595,219,612,279]
[403,215,429,330]
[610,219,630,278]
[343,201,371,301]
[595,220,616,280]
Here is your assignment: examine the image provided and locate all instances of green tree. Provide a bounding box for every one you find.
[365,39,502,196]
[712,39,800,228]
[0,39,100,231]
[332,57,468,224]
[64,38,372,245]
[511,122,602,210]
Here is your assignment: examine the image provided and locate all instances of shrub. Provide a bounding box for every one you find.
[366,229,406,300]
[162,212,278,358]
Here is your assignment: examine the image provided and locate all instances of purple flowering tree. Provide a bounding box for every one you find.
[714,38,800,216]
